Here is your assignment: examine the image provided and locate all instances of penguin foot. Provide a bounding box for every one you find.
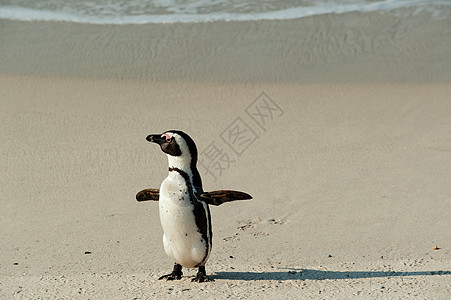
[158,272,182,280]
[191,266,211,283]
[191,273,210,282]
[158,263,183,280]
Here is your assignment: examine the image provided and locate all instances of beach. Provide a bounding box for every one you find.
[1,5,451,299]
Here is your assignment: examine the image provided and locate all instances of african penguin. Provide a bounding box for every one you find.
[139,130,252,282]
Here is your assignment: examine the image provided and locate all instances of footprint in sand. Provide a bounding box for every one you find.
[223,218,287,241]
[267,218,286,225]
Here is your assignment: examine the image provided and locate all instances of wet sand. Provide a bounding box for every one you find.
[1,11,451,83]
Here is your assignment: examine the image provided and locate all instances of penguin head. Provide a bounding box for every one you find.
[146,130,198,169]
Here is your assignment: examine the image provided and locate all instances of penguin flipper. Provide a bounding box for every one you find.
[199,190,252,206]
[136,188,160,202]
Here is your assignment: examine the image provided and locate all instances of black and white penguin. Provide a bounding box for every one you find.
[137,130,252,282]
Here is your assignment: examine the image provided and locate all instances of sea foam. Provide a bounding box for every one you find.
[0,0,449,24]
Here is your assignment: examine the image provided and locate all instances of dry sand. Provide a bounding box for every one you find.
[1,9,451,299]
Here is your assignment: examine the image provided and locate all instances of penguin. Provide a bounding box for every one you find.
[137,130,252,282]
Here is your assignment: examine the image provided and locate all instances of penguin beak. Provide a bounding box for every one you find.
[146,134,164,145]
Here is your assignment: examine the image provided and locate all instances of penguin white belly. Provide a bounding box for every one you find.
[159,175,209,268]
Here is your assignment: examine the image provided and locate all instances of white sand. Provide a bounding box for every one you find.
[1,9,451,299]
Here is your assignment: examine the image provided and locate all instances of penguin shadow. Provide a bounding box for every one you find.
[211,268,451,281]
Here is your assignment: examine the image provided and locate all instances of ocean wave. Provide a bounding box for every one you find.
[0,0,449,24]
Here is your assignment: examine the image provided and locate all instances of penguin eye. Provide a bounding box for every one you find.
[161,134,172,143]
